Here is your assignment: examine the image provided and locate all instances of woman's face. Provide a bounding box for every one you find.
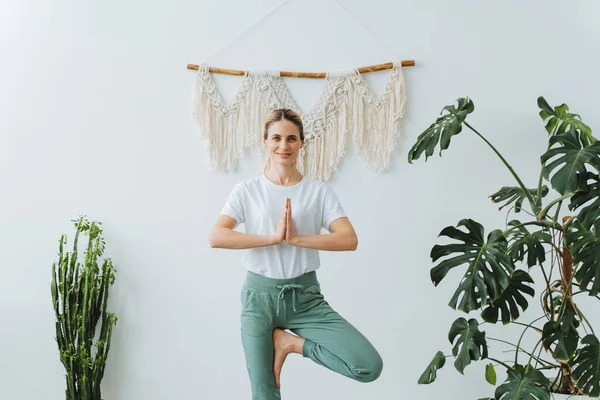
[264,119,303,167]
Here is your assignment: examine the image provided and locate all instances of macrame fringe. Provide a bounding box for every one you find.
[350,62,407,172]
[193,62,406,181]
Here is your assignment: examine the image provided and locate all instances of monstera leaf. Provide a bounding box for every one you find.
[540,129,600,195]
[574,245,600,297]
[569,173,600,230]
[566,176,600,296]
[490,186,548,213]
[565,220,600,296]
[538,96,594,145]
[542,307,580,362]
[418,351,446,384]
[448,318,488,374]
[408,98,474,163]
[571,334,600,397]
[506,220,553,268]
[494,365,550,400]
[431,219,515,313]
[481,270,535,325]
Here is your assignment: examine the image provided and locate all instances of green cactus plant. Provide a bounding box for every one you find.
[51,216,117,400]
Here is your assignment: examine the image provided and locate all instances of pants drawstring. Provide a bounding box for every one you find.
[275,284,304,316]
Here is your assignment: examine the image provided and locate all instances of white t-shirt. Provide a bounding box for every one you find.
[220,174,347,279]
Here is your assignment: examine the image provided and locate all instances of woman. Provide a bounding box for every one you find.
[209,109,383,399]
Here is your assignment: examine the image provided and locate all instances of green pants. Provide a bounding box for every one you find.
[240,270,383,399]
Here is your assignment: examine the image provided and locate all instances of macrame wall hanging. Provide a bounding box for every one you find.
[188,0,416,181]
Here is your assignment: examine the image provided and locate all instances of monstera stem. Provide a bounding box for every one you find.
[486,357,512,370]
[537,121,561,208]
[538,194,571,220]
[559,215,576,394]
[536,170,545,209]
[561,247,574,311]
[560,362,574,395]
[503,221,558,235]
[512,315,548,365]
[464,121,537,215]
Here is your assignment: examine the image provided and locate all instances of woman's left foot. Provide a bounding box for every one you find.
[272,328,304,388]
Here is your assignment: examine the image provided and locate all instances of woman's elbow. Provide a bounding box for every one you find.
[208,229,223,248]
[348,233,358,251]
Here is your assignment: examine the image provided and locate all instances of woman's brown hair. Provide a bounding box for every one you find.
[263,108,304,141]
[263,109,304,171]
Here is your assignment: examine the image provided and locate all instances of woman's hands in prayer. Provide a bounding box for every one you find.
[284,198,298,245]
[272,198,298,246]
[273,199,287,244]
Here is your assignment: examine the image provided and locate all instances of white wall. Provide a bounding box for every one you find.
[2,0,599,399]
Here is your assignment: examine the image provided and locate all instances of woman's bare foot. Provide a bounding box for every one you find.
[272,328,305,388]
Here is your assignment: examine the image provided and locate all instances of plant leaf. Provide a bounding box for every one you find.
[408,98,474,163]
[537,96,594,145]
[565,219,600,296]
[537,97,556,116]
[431,219,514,313]
[418,351,446,384]
[540,129,600,195]
[506,220,553,268]
[490,186,548,213]
[542,307,580,362]
[571,334,600,397]
[448,317,488,374]
[569,173,600,231]
[494,364,550,400]
[486,363,497,385]
[481,270,535,325]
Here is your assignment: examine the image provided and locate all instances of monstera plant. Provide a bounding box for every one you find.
[412,97,600,399]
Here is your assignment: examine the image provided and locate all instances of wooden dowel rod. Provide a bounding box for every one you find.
[186,60,415,78]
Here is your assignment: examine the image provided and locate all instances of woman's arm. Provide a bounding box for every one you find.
[288,217,358,251]
[208,214,278,249]
[209,200,288,249]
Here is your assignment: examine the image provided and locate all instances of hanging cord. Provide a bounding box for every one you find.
[200,0,399,65]
[201,0,293,63]
[191,0,413,76]
[331,0,398,59]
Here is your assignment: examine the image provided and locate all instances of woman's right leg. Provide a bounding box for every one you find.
[241,329,280,399]
[240,286,280,400]
[240,271,332,399]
